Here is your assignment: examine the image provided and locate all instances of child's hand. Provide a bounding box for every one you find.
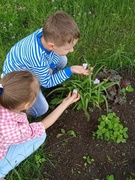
[42,91,80,130]
[49,68,53,74]
[70,65,89,76]
[62,91,80,106]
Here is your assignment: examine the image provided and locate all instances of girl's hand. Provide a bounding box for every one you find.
[62,91,80,106]
[42,91,80,130]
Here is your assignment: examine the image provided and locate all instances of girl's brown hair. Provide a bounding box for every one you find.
[43,11,80,46]
[0,71,39,110]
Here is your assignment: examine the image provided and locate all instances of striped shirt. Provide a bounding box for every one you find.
[0,105,45,160]
[2,28,73,88]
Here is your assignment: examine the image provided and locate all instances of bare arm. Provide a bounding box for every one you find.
[41,92,80,129]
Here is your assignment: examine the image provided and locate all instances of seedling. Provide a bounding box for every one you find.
[35,154,46,168]
[106,175,114,180]
[67,130,77,137]
[56,128,77,138]
[106,155,113,162]
[83,155,94,167]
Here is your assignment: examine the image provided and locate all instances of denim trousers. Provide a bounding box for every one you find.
[28,55,67,117]
[0,133,46,178]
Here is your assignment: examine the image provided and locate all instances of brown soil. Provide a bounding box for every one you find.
[41,70,135,180]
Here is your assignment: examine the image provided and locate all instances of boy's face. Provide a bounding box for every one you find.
[53,39,78,56]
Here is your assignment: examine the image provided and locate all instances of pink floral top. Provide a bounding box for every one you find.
[0,106,45,160]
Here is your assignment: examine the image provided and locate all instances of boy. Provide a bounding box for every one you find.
[2,11,89,117]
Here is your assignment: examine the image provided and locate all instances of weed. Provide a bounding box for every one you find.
[35,154,46,168]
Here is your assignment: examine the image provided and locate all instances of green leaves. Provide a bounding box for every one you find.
[48,66,133,123]
[93,112,128,143]
[35,154,46,168]
[106,175,114,180]
[48,66,119,120]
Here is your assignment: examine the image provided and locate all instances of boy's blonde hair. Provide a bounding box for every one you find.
[0,71,39,110]
[43,11,80,46]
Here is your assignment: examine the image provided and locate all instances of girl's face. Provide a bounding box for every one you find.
[53,39,78,56]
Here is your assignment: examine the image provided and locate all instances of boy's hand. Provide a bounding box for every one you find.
[49,68,53,74]
[70,65,90,75]
[62,91,80,106]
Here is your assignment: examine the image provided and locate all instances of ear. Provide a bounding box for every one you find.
[48,42,55,50]
[23,102,31,110]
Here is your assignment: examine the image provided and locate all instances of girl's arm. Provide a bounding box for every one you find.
[41,92,80,129]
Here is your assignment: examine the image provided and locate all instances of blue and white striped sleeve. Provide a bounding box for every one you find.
[32,66,73,88]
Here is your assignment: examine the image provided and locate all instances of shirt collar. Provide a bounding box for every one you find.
[0,106,26,122]
[37,31,51,55]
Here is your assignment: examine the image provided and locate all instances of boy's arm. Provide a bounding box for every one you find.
[33,65,89,88]
[33,66,73,88]
[41,92,80,129]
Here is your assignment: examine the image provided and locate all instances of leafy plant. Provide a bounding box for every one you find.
[48,65,118,120]
[97,68,134,105]
[93,112,128,143]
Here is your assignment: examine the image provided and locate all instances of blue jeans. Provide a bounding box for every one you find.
[0,133,46,178]
[28,55,67,117]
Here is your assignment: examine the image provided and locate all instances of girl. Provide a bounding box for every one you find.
[0,70,80,179]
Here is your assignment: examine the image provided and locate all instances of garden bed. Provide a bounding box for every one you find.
[41,70,135,180]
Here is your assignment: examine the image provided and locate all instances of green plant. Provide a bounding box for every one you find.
[106,155,113,162]
[83,155,94,167]
[35,154,46,168]
[56,128,77,138]
[93,112,128,143]
[97,68,134,105]
[106,175,114,180]
[48,65,118,120]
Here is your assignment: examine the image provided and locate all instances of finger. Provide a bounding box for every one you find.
[74,93,81,102]
[67,92,71,98]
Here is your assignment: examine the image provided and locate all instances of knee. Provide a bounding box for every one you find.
[38,103,49,116]
[40,133,46,144]
[28,101,49,118]
[35,102,49,117]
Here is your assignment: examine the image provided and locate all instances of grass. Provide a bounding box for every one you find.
[0,0,135,179]
[7,143,48,180]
